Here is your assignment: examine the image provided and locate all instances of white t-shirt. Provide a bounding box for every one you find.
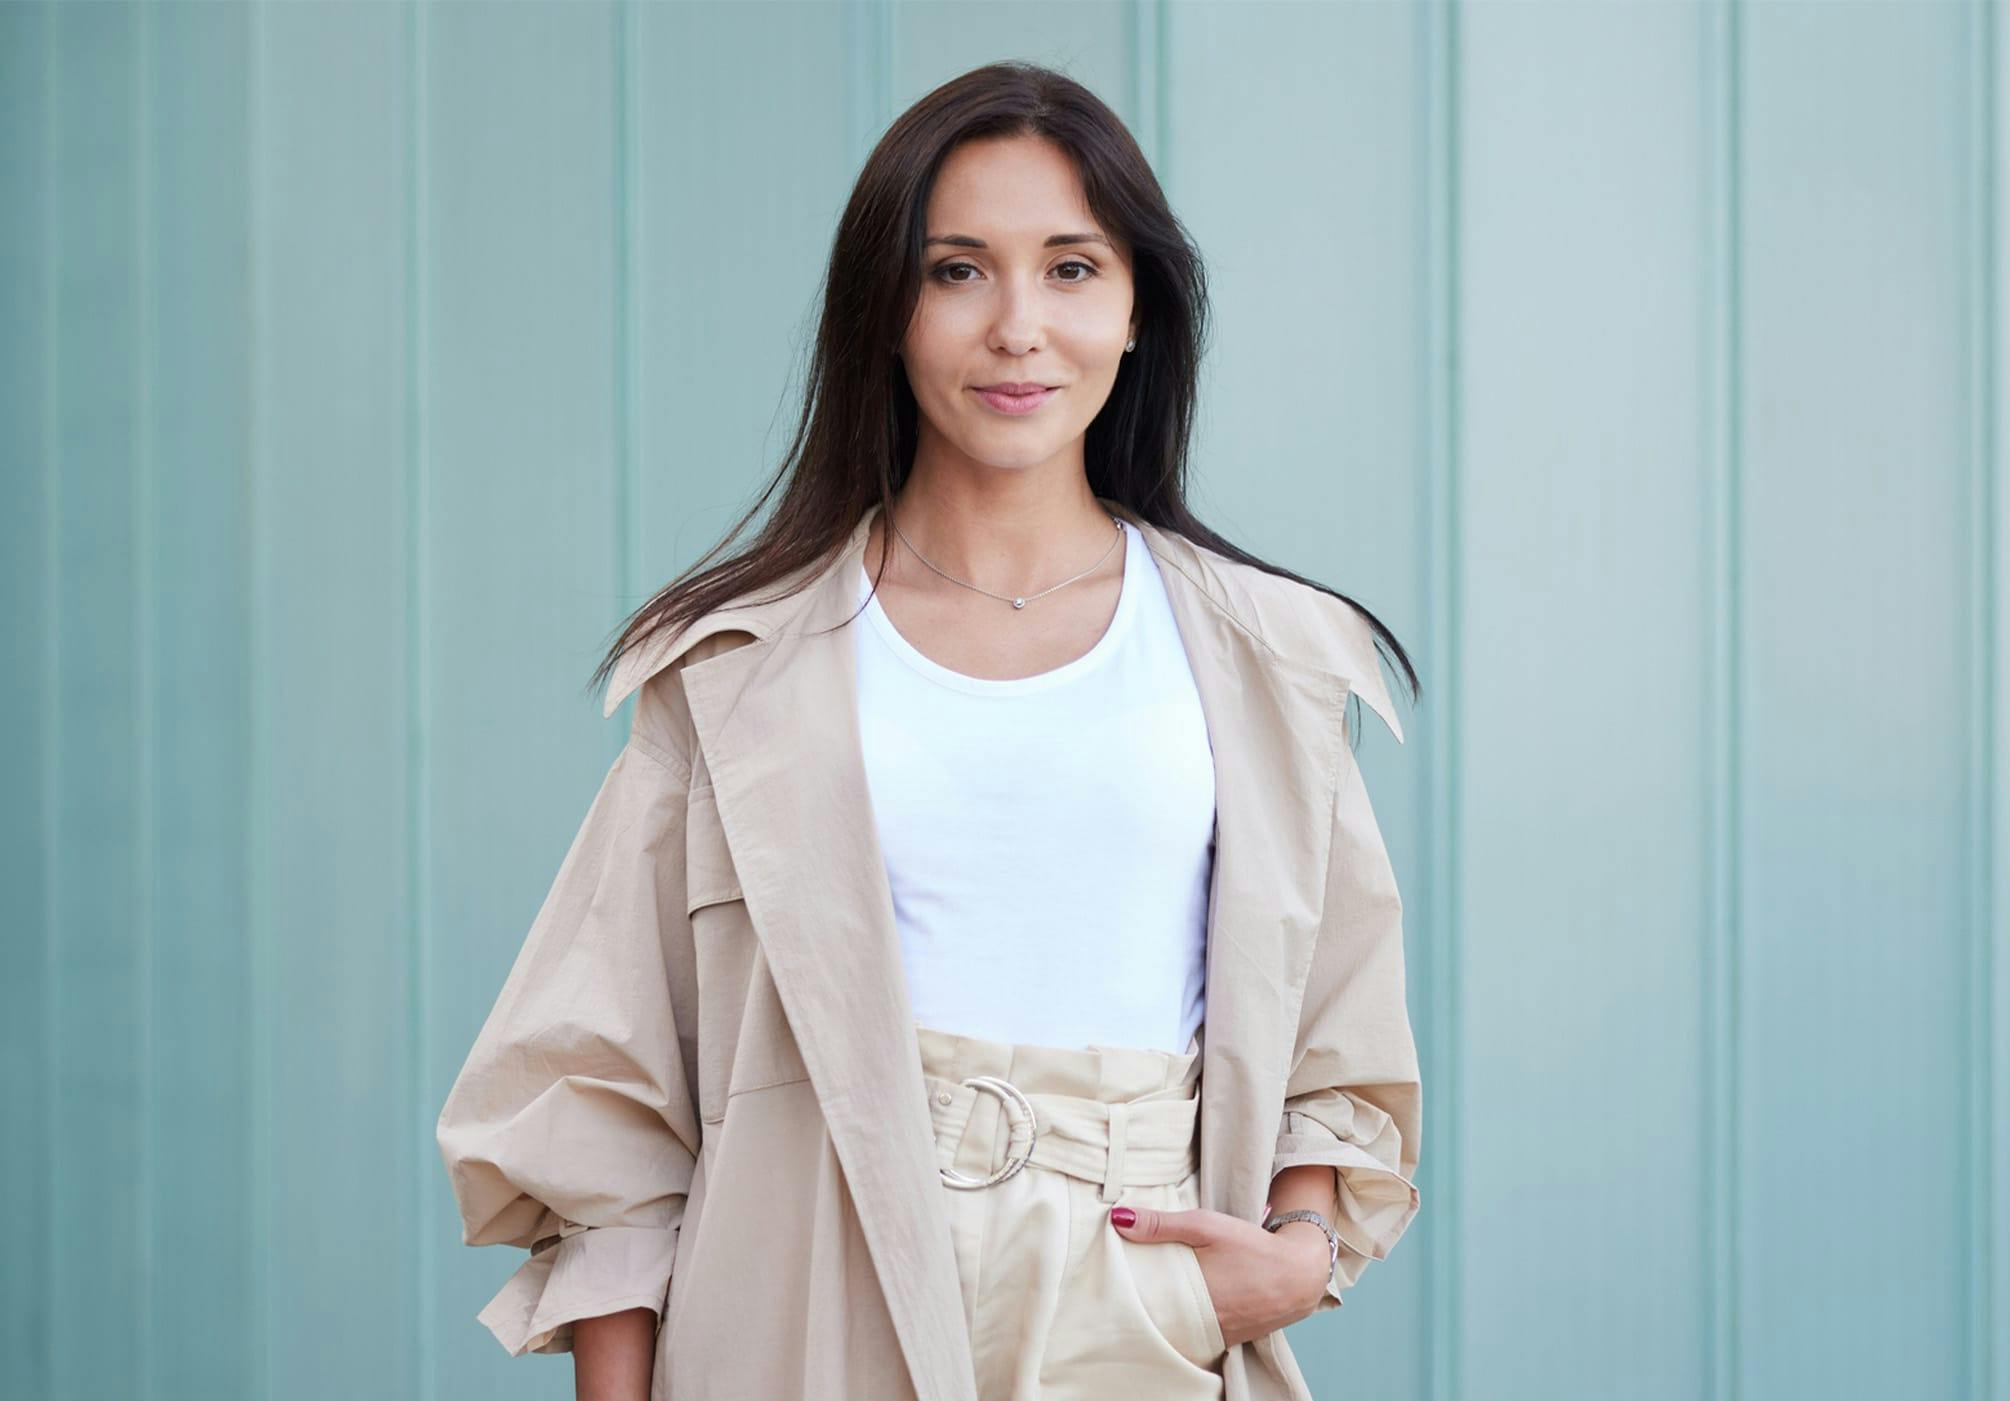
[853,518,1216,1054]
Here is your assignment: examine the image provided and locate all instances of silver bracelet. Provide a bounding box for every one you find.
[1262,1208,1341,1290]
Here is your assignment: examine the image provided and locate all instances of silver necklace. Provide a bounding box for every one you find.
[887,509,1124,611]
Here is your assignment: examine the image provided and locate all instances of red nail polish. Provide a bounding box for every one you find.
[1110,1206,1136,1228]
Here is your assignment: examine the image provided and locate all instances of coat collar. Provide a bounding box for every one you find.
[607,498,1401,1399]
[604,498,1404,743]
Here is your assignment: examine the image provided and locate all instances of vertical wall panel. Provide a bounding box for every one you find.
[1458,5,1713,1398]
[1740,4,1976,1397]
[252,3,417,1396]
[47,5,145,1398]
[422,4,630,1396]
[0,6,53,1400]
[149,3,258,1397]
[630,1,857,590]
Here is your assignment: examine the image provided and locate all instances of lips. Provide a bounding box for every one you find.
[971,384,1059,416]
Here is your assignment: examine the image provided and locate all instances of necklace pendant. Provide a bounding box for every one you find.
[1012,597,1026,609]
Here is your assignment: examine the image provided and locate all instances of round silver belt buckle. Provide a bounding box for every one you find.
[938,1075,1039,1189]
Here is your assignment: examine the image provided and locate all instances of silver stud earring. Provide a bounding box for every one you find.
[1124,337,1136,352]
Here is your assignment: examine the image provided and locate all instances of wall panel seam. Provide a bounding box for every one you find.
[1966,1,1999,1397]
[136,4,157,1396]
[406,1,433,1396]
[1423,3,1458,1398]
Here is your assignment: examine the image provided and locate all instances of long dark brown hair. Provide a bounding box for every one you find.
[587,59,1420,728]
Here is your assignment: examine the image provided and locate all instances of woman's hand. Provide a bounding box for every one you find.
[1108,1202,1331,1348]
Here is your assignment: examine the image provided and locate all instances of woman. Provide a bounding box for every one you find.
[436,60,1422,1401]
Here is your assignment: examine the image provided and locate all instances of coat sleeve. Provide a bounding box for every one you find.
[434,689,703,1357]
[1269,702,1423,1313]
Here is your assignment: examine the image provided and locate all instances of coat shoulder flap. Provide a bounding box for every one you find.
[602,611,769,780]
[1195,548,1407,746]
[1309,589,1406,746]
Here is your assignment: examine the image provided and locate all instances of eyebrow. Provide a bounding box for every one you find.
[923,232,1112,250]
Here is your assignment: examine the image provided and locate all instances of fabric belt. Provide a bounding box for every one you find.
[923,1073,1200,1202]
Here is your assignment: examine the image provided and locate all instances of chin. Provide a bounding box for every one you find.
[962,444,1053,473]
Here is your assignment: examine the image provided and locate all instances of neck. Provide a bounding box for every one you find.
[867,473,1117,598]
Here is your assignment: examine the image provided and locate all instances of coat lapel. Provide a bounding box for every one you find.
[647,498,1356,1400]
[1119,506,1351,1231]
[673,507,979,1399]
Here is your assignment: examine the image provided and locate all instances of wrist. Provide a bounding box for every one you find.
[1270,1219,1336,1304]
[1263,1202,1342,1311]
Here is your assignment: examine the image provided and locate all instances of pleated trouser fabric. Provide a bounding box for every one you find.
[917,1021,1228,1401]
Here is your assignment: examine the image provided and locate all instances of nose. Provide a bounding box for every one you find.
[987,274,1045,356]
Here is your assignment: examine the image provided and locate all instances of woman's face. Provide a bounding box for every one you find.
[899,134,1136,477]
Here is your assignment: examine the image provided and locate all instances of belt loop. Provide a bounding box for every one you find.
[1100,1100,1130,1203]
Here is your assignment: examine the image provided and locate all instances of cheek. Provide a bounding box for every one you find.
[1052,303,1129,361]
[902,313,967,390]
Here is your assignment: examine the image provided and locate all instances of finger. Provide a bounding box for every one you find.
[1108,1203,1210,1246]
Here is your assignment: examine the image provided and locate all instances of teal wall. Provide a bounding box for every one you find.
[3,2,2002,1399]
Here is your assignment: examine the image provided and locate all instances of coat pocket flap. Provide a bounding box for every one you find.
[684,784,744,914]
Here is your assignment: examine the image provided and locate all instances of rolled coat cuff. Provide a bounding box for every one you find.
[477,1222,680,1357]
[1271,1103,1421,1311]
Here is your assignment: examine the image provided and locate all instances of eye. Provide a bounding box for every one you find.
[926,258,1103,285]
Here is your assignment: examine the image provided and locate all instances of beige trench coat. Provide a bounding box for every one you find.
[435,497,1423,1400]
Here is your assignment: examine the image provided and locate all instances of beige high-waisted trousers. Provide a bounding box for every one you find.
[916,1020,1227,1400]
